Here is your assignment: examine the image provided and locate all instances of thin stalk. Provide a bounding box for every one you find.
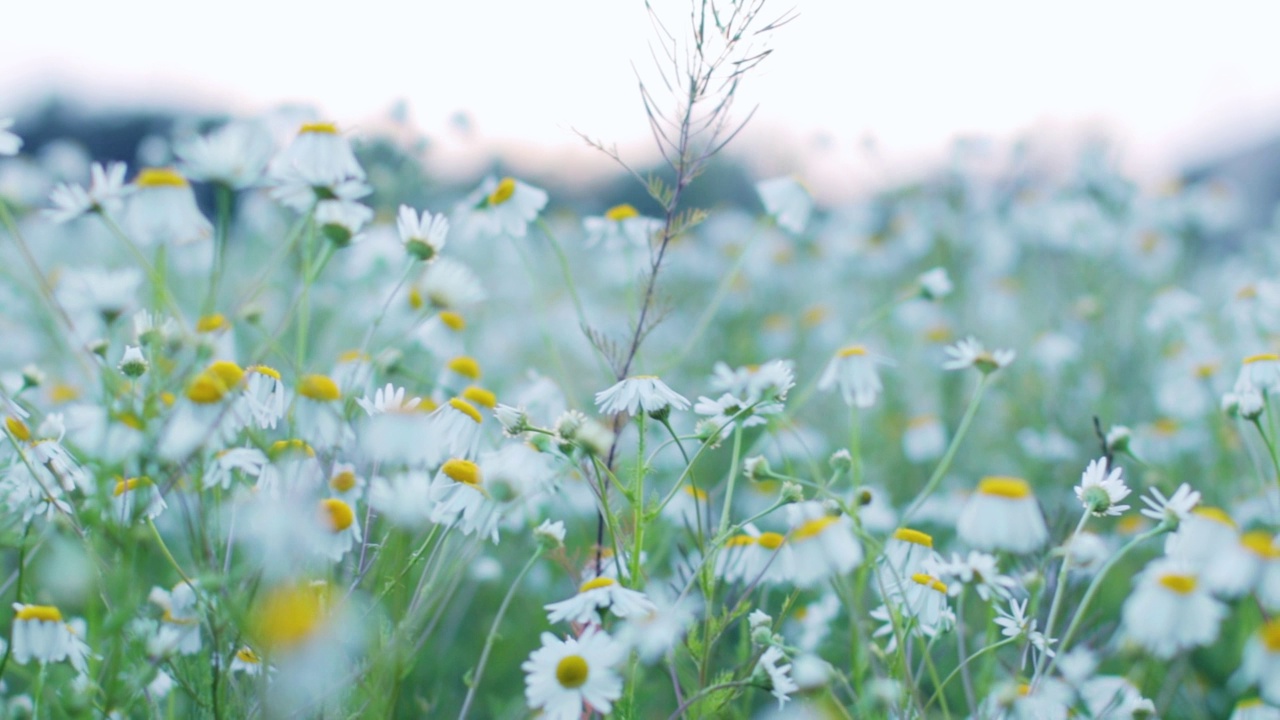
[717,423,745,536]
[902,374,992,522]
[924,637,1018,711]
[457,549,543,720]
[1032,510,1091,682]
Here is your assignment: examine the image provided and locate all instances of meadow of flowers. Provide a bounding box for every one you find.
[1,2,1279,719]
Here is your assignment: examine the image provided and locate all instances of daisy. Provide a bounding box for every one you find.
[902,413,946,463]
[457,176,548,239]
[123,167,213,246]
[429,458,498,541]
[1237,353,1280,394]
[315,497,361,562]
[416,257,486,310]
[994,598,1055,669]
[756,646,800,708]
[1120,558,1225,659]
[582,203,661,249]
[414,310,467,359]
[1079,676,1155,718]
[931,550,1019,601]
[1231,698,1280,720]
[817,345,891,408]
[203,446,269,490]
[111,476,167,523]
[523,629,625,720]
[756,176,813,235]
[879,527,941,597]
[45,161,131,223]
[315,198,373,247]
[240,365,287,430]
[397,205,449,261]
[118,345,148,378]
[293,374,349,449]
[175,119,274,189]
[11,604,72,665]
[942,336,1016,374]
[229,646,265,675]
[0,118,20,156]
[786,501,863,588]
[956,477,1048,554]
[368,471,434,528]
[1139,482,1201,526]
[594,375,689,418]
[544,576,657,625]
[1074,456,1131,517]
[917,267,953,301]
[426,398,484,463]
[268,121,365,188]
[148,582,202,656]
[708,359,795,404]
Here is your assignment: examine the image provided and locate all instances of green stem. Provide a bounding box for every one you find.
[924,637,1018,711]
[456,548,543,720]
[0,524,32,683]
[1032,511,1091,681]
[717,424,745,537]
[1043,524,1170,679]
[631,415,647,588]
[902,374,991,522]
[148,519,195,587]
[1250,416,1280,492]
[202,183,233,316]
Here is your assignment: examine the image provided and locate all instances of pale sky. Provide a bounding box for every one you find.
[3,0,1279,195]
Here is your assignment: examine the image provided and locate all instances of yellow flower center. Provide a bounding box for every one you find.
[977,476,1032,499]
[408,288,425,311]
[5,417,30,442]
[298,374,341,402]
[299,122,338,135]
[320,498,355,532]
[439,311,466,331]
[1244,353,1280,365]
[186,372,229,404]
[115,411,145,430]
[442,458,481,486]
[1261,619,1280,652]
[136,168,188,188]
[605,203,639,221]
[1159,573,1197,594]
[208,360,245,389]
[251,583,329,652]
[196,313,229,333]
[235,647,261,664]
[251,365,282,381]
[893,528,934,548]
[682,485,708,501]
[461,386,496,409]
[555,654,589,689]
[487,177,517,206]
[269,439,316,458]
[447,356,481,379]
[757,532,786,550]
[906,415,938,429]
[448,398,483,424]
[330,471,357,493]
[1242,531,1279,558]
[1192,506,1236,528]
[50,383,79,403]
[725,535,755,548]
[338,350,369,363]
[837,345,867,358]
[792,516,838,541]
[15,605,63,622]
[578,576,615,593]
[113,476,151,496]
[911,573,948,594]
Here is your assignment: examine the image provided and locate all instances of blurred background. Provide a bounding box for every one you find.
[3,0,1280,208]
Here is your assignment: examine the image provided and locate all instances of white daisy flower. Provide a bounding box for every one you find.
[429,459,498,541]
[148,582,202,656]
[357,383,421,416]
[523,629,625,720]
[268,121,365,188]
[1139,482,1201,525]
[931,551,1019,601]
[0,118,21,156]
[316,497,361,562]
[902,414,947,463]
[594,375,689,418]
[229,646,265,675]
[756,176,812,235]
[416,257,487,310]
[397,205,449,261]
[45,161,131,224]
[11,604,72,665]
[368,471,435,528]
[1230,698,1280,720]
[111,476,166,523]
[457,176,548,239]
[315,197,374,247]
[1074,456,1131,516]
[544,576,657,625]
[756,646,800,708]
[123,168,213,246]
[1120,558,1225,659]
[917,267,953,301]
[1079,676,1155,719]
[942,336,1016,374]
[240,365,287,430]
[956,477,1048,554]
[1241,621,1280,706]
[175,119,274,189]
[204,446,269,490]
[583,203,660,249]
[817,345,891,408]
[994,598,1055,669]
[786,501,863,588]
